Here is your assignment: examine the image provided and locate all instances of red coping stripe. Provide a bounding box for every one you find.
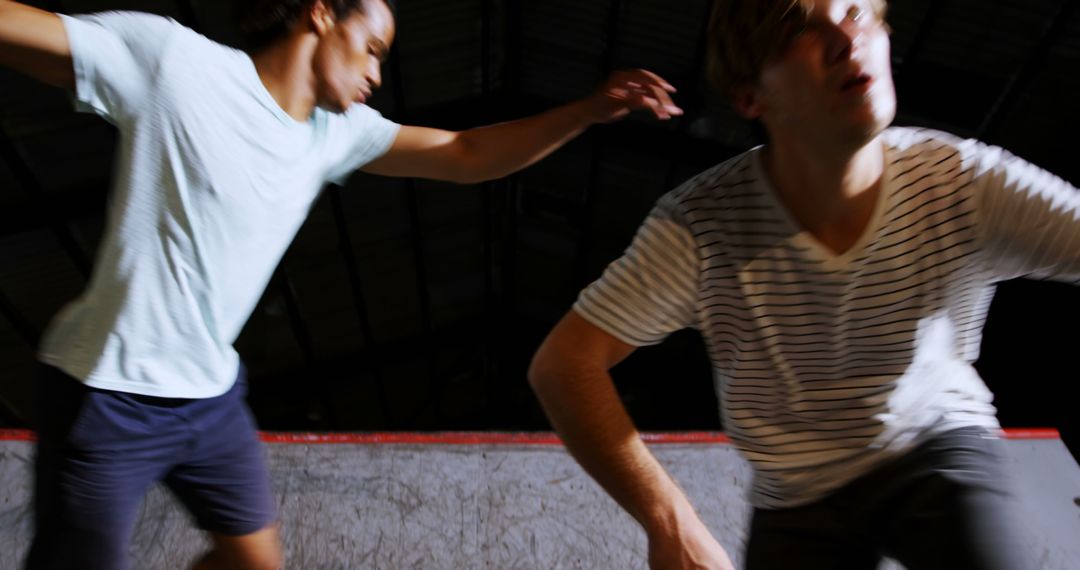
[257,432,732,445]
[0,428,1061,444]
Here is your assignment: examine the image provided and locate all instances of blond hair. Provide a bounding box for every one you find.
[705,0,888,98]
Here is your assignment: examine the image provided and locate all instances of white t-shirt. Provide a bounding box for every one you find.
[575,127,1080,508]
[38,12,401,398]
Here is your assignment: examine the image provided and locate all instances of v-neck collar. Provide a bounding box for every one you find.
[750,144,893,271]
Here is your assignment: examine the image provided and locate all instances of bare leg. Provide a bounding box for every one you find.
[191,523,283,570]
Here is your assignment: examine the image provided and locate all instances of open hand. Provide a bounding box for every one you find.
[582,68,684,123]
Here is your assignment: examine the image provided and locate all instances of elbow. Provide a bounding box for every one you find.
[442,132,501,185]
[527,346,567,398]
[526,352,549,393]
[445,170,490,185]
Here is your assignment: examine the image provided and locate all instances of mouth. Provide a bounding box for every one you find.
[840,72,874,94]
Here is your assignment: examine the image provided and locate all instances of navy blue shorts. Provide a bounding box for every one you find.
[26,364,278,570]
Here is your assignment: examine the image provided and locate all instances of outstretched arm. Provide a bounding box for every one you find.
[0,0,73,89]
[528,311,734,570]
[361,69,682,184]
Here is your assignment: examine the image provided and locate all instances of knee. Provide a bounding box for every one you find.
[241,541,284,570]
[193,525,284,570]
[194,546,284,570]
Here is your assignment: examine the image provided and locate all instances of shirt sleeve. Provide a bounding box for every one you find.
[325,104,402,185]
[573,196,701,346]
[59,12,181,125]
[968,139,1080,284]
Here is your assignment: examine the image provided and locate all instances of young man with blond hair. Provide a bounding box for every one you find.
[529,1,1075,568]
[0,0,683,567]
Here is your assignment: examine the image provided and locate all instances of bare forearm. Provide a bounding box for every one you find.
[0,0,73,88]
[530,313,731,568]
[455,69,681,183]
[452,99,599,183]
[362,69,679,183]
[529,362,696,532]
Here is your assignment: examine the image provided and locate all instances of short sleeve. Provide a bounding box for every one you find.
[573,197,701,346]
[325,104,402,185]
[59,12,180,124]
[968,139,1080,284]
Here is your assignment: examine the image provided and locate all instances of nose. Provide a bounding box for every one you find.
[825,17,863,64]
[366,60,382,90]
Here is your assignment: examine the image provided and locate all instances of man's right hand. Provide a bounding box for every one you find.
[530,311,732,569]
[646,513,736,570]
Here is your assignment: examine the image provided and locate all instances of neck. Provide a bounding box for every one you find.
[761,132,886,256]
[250,33,320,121]
[764,132,885,230]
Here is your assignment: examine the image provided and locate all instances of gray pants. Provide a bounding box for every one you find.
[744,428,1031,570]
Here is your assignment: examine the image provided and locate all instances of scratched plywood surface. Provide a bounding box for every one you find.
[1,438,1077,569]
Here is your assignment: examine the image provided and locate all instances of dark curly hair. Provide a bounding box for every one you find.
[236,0,395,51]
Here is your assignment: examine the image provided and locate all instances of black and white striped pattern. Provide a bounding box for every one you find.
[575,127,1080,508]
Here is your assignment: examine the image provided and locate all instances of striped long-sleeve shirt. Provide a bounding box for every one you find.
[574,127,1080,509]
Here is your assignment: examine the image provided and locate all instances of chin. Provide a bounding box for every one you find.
[318,100,350,115]
[847,104,895,143]
[833,117,888,151]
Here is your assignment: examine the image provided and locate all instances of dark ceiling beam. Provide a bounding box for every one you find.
[173,0,201,31]
[400,190,439,423]
[386,45,434,334]
[665,1,716,191]
[977,0,1074,139]
[576,0,626,284]
[274,271,316,366]
[385,34,442,425]
[0,285,39,348]
[0,182,107,239]
[326,187,393,425]
[479,0,501,409]
[0,115,113,240]
[600,0,625,73]
[892,1,945,77]
[680,2,716,119]
[0,130,92,277]
[481,0,494,94]
[480,0,497,307]
[255,314,492,386]
[270,268,342,428]
[0,394,28,428]
[3,111,109,140]
[327,191,375,343]
[504,0,523,94]
[488,0,525,428]
[404,181,434,343]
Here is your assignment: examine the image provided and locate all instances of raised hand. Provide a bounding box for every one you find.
[581,68,684,123]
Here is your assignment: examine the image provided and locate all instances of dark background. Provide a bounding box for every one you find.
[0,0,1077,451]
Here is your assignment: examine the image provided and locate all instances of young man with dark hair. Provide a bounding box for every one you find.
[529,1,1076,568]
[0,0,682,567]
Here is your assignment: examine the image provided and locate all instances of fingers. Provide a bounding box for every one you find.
[647,82,681,118]
[635,68,677,93]
[616,69,676,94]
[610,69,683,119]
[626,84,682,119]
